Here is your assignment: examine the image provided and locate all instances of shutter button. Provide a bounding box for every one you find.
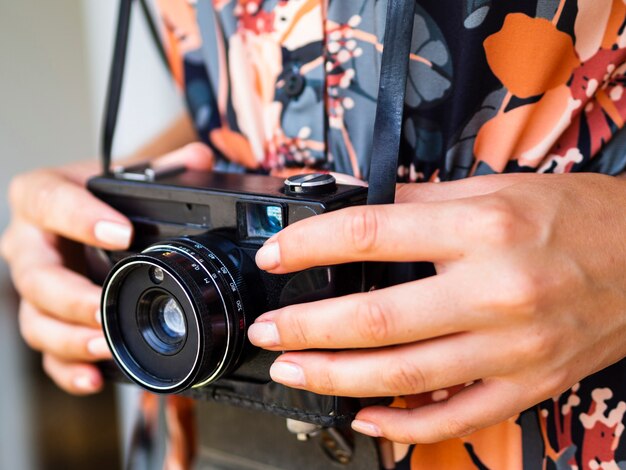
[283,68,306,98]
[284,173,337,195]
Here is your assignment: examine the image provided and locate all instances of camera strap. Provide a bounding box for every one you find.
[361,0,415,297]
[102,0,166,175]
[366,0,416,205]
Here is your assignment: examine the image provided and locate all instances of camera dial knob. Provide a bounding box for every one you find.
[284,173,337,195]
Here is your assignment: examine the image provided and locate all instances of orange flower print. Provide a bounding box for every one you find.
[391,389,522,469]
[484,13,580,99]
[475,85,581,171]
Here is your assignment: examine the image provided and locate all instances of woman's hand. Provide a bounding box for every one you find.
[248,173,626,443]
[0,143,213,395]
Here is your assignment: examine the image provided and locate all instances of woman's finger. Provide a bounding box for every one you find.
[18,302,111,362]
[255,200,474,273]
[8,169,132,249]
[1,218,62,266]
[268,333,511,398]
[5,221,101,327]
[13,264,101,327]
[249,271,482,351]
[352,379,528,444]
[42,354,104,395]
[7,143,215,251]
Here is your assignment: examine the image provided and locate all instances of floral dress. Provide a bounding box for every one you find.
[152,1,626,468]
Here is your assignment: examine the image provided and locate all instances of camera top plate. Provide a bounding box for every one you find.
[88,170,368,208]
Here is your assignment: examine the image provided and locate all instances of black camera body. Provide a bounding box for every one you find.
[87,166,375,426]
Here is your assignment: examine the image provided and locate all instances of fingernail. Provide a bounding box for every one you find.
[95,308,102,325]
[87,337,110,357]
[73,374,98,392]
[270,361,305,386]
[94,221,132,247]
[351,420,381,437]
[248,322,280,347]
[256,242,280,270]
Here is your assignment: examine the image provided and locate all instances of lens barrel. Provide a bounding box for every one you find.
[101,235,249,393]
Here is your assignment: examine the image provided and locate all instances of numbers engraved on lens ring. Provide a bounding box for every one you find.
[167,240,246,324]
[177,239,247,333]
[177,240,250,388]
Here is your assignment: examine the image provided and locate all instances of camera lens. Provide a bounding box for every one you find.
[137,290,187,355]
[101,235,251,393]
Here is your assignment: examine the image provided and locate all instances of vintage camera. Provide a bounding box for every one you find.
[87,165,375,426]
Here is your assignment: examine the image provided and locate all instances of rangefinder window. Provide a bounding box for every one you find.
[243,203,284,240]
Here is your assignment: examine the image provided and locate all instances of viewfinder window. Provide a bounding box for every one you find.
[245,204,284,239]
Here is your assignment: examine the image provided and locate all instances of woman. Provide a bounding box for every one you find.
[3,0,626,468]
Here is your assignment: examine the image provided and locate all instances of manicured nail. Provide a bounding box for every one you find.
[94,221,132,247]
[87,337,110,357]
[256,242,281,270]
[73,374,98,392]
[248,322,280,347]
[270,361,305,386]
[351,420,381,437]
[95,309,102,325]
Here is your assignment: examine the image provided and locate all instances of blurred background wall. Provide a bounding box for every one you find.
[0,0,182,468]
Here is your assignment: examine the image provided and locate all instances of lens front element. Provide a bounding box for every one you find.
[137,290,187,355]
[159,296,186,339]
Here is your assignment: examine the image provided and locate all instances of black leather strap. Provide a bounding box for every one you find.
[363,1,416,293]
[102,0,132,175]
[102,0,167,175]
[367,0,416,205]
